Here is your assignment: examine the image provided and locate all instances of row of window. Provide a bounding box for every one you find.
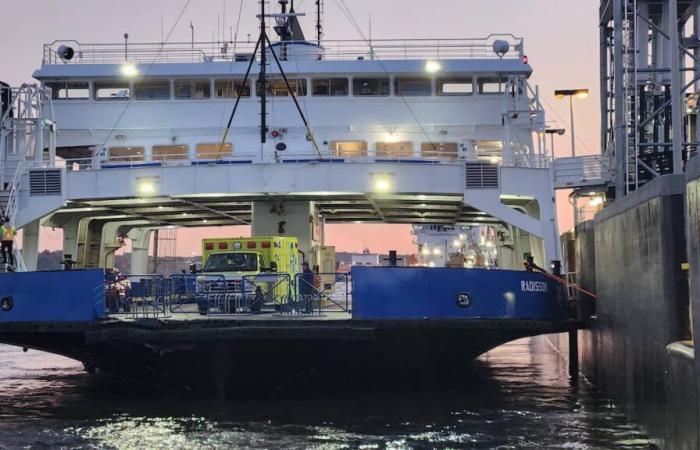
[48,76,509,101]
[105,141,464,161]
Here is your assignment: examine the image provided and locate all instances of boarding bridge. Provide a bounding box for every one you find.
[552,155,612,190]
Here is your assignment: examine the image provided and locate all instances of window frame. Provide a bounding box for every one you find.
[394,77,433,97]
[46,80,91,100]
[132,78,172,100]
[436,77,474,96]
[329,140,368,157]
[152,144,190,161]
[256,78,308,97]
[107,146,146,162]
[93,79,132,101]
[311,77,350,97]
[214,79,252,98]
[477,76,507,95]
[352,77,391,97]
[174,78,212,100]
[375,141,414,158]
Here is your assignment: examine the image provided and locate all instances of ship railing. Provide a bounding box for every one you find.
[512,154,551,169]
[104,274,171,319]
[58,151,551,171]
[553,155,612,189]
[42,35,524,65]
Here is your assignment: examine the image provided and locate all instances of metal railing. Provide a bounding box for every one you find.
[553,155,612,189]
[105,274,170,318]
[59,151,550,172]
[104,271,353,319]
[290,272,352,316]
[43,35,525,65]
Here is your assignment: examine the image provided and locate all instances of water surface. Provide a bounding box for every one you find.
[0,336,655,449]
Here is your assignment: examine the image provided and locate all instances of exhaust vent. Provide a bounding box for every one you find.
[465,162,499,189]
[29,169,62,195]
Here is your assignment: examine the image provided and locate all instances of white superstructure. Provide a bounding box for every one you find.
[0,2,561,273]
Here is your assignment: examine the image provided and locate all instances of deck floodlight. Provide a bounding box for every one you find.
[372,174,393,193]
[136,178,157,196]
[425,61,441,73]
[121,63,139,78]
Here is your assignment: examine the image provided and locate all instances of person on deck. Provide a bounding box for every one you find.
[1,217,16,266]
[300,261,315,314]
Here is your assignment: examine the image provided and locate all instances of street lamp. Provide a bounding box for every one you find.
[544,128,566,157]
[554,89,589,157]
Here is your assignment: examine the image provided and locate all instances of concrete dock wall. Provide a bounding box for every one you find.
[574,174,694,448]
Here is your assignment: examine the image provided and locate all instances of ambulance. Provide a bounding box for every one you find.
[196,236,300,313]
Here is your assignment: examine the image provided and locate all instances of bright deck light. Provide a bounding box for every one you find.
[371,173,394,193]
[425,61,441,73]
[588,196,604,207]
[121,63,139,78]
[432,247,441,255]
[136,180,156,195]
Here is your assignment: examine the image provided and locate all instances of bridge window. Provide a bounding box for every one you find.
[196,143,233,159]
[329,140,367,157]
[474,140,503,163]
[375,141,414,158]
[312,78,349,96]
[353,77,390,96]
[421,142,458,159]
[46,81,90,100]
[175,79,211,99]
[437,77,473,96]
[394,78,432,96]
[133,79,171,100]
[257,79,307,97]
[478,76,506,94]
[215,79,251,98]
[153,144,189,161]
[108,146,145,162]
[94,80,131,100]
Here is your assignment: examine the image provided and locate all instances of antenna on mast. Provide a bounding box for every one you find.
[315,0,323,45]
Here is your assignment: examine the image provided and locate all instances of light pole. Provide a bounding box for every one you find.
[554,89,589,157]
[544,128,566,157]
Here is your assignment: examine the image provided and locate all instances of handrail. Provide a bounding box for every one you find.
[4,161,23,224]
[60,152,548,171]
[42,35,525,65]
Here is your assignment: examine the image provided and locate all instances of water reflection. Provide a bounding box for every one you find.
[0,336,655,449]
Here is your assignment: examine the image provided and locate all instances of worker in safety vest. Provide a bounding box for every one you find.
[1,217,15,266]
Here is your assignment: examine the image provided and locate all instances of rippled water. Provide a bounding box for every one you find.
[0,336,655,449]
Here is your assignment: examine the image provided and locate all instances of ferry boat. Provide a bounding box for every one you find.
[0,1,577,391]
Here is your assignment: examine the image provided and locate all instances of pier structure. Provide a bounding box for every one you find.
[554,2,700,448]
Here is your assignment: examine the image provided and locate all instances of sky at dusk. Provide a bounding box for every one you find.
[2,0,600,256]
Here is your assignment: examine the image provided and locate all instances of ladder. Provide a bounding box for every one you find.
[622,0,640,193]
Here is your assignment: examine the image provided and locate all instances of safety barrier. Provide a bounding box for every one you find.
[105,274,170,318]
[288,272,352,316]
[104,271,353,319]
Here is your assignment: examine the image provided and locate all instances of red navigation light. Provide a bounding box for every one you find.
[219,242,228,250]
[205,243,214,250]
[247,241,257,249]
[271,130,280,138]
[522,55,529,64]
[261,241,271,248]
